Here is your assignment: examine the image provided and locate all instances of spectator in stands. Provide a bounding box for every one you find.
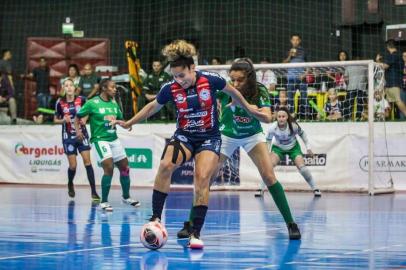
[344,56,367,120]
[381,40,406,120]
[256,57,277,92]
[283,34,308,119]
[327,50,348,90]
[373,90,390,121]
[210,56,229,82]
[139,59,173,120]
[319,88,343,121]
[78,63,100,99]
[21,57,51,123]
[60,64,81,96]
[210,57,222,65]
[0,49,17,124]
[273,89,294,120]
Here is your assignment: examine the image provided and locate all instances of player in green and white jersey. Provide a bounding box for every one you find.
[178,58,301,240]
[266,107,321,197]
[74,78,140,211]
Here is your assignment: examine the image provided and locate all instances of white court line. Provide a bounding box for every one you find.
[0,228,280,261]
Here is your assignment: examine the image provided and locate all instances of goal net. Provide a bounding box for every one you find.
[201,60,395,195]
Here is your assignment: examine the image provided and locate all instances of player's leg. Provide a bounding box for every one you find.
[294,152,321,197]
[66,154,77,198]
[115,156,140,207]
[78,139,99,201]
[150,137,192,222]
[248,141,301,240]
[189,148,220,249]
[177,153,227,239]
[93,141,115,211]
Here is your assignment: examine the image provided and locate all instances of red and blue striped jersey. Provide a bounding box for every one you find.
[55,96,89,140]
[156,71,226,138]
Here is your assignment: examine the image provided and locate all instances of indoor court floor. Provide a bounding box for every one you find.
[0,184,405,269]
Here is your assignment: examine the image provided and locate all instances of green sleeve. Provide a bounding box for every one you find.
[77,100,92,118]
[258,85,271,107]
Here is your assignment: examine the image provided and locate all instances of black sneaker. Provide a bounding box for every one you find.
[91,193,101,202]
[177,221,193,239]
[68,182,75,198]
[288,222,301,240]
[313,189,322,197]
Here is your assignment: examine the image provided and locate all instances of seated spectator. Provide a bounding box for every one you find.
[373,90,390,121]
[21,57,51,123]
[319,88,343,121]
[273,90,294,120]
[327,50,348,90]
[60,64,81,96]
[78,63,100,98]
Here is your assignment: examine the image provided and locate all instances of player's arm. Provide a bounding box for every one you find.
[296,125,312,154]
[222,84,269,122]
[74,101,91,141]
[115,99,164,129]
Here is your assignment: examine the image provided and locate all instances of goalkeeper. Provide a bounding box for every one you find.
[266,107,321,197]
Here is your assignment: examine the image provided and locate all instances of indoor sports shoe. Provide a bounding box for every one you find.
[188,232,204,249]
[254,189,265,197]
[177,221,193,239]
[313,189,322,197]
[68,182,75,198]
[91,193,101,202]
[122,197,141,207]
[100,202,113,212]
[288,222,301,240]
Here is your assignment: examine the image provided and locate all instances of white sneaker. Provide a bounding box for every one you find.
[188,234,204,249]
[100,202,113,211]
[313,189,322,197]
[122,197,141,207]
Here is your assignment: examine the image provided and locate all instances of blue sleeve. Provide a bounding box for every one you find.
[207,72,227,91]
[156,82,172,105]
[55,99,62,118]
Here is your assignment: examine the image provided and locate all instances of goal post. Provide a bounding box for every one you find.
[198,60,395,195]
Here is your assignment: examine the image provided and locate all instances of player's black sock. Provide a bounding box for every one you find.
[191,205,208,236]
[152,189,168,220]
[68,168,76,184]
[85,165,97,194]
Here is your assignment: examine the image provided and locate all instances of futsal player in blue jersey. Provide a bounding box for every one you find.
[115,40,262,249]
[54,79,100,201]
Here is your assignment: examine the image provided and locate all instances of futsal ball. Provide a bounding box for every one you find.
[140,221,168,250]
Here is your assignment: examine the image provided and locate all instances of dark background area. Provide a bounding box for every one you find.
[1,0,406,117]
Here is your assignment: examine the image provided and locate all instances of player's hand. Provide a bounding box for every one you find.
[307,149,314,157]
[113,120,132,131]
[76,130,84,141]
[63,115,71,123]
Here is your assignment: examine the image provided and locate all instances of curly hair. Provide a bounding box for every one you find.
[162,40,196,68]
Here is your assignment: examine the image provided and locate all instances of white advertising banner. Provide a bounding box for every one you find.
[0,123,405,190]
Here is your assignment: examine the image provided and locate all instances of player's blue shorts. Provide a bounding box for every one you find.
[172,131,221,157]
[63,136,91,156]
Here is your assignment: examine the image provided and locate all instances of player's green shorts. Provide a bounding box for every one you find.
[271,142,303,161]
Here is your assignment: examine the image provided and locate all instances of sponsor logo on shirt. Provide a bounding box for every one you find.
[233,115,251,123]
[185,119,204,128]
[176,94,186,103]
[199,89,211,101]
[184,111,208,118]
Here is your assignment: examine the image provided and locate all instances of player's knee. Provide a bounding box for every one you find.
[159,159,176,174]
[103,164,114,176]
[194,169,212,184]
[119,166,130,177]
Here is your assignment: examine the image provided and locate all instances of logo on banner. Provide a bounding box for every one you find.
[279,154,327,166]
[359,155,406,172]
[125,148,153,169]
[14,143,65,173]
